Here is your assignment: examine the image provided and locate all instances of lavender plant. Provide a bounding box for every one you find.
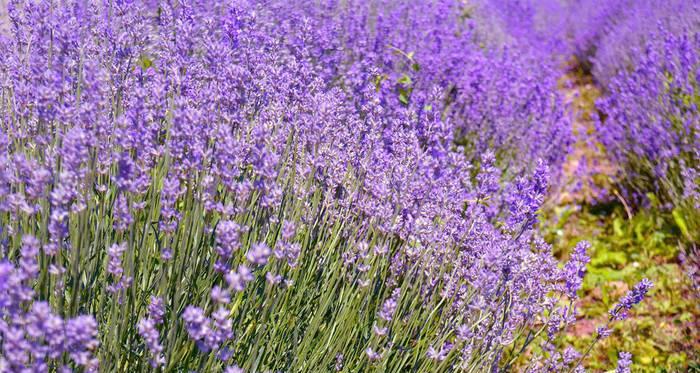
[271,0,573,180]
[563,0,699,295]
[587,0,699,86]
[564,0,699,81]
[592,23,700,300]
[0,1,648,372]
[596,27,700,215]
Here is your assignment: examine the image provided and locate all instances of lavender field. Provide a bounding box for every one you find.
[0,1,697,372]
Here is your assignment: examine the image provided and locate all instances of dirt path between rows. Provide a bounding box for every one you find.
[551,68,616,207]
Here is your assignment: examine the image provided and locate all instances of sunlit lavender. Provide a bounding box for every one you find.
[0,0,686,372]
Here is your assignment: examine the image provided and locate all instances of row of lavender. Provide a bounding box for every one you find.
[0,1,646,372]
[566,0,700,332]
[568,0,699,212]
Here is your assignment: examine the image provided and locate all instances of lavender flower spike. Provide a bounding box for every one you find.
[616,351,632,373]
[610,278,653,321]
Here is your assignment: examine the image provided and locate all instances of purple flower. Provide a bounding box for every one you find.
[563,241,590,298]
[137,318,165,368]
[0,1,637,370]
[159,176,183,234]
[216,220,241,269]
[148,296,165,324]
[265,272,283,285]
[610,278,653,321]
[207,307,233,351]
[182,306,211,342]
[335,353,344,371]
[596,326,612,339]
[372,324,388,336]
[211,286,231,304]
[161,249,173,261]
[115,153,136,191]
[225,265,254,292]
[65,315,99,370]
[19,235,41,281]
[285,242,301,268]
[456,324,472,341]
[106,242,131,293]
[594,21,700,207]
[246,242,271,265]
[113,193,133,232]
[616,351,632,373]
[365,347,382,361]
[280,220,295,241]
[107,242,127,278]
[224,365,245,373]
[378,288,400,322]
[426,342,452,362]
[25,302,65,359]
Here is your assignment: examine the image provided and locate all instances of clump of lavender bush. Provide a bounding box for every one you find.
[596,26,700,218]
[590,0,700,86]
[0,1,647,372]
[274,0,573,180]
[565,0,699,83]
[563,1,700,292]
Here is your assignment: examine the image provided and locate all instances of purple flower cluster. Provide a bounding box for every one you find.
[562,241,591,299]
[585,0,698,85]
[0,0,647,371]
[1,255,99,371]
[137,296,166,368]
[561,0,699,210]
[273,0,573,180]
[106,242,131,294]
[182,306,233,357]
[215,220,242,272]
[596,26,700,207]
[616,351,633,373]
[610,278,654,321]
